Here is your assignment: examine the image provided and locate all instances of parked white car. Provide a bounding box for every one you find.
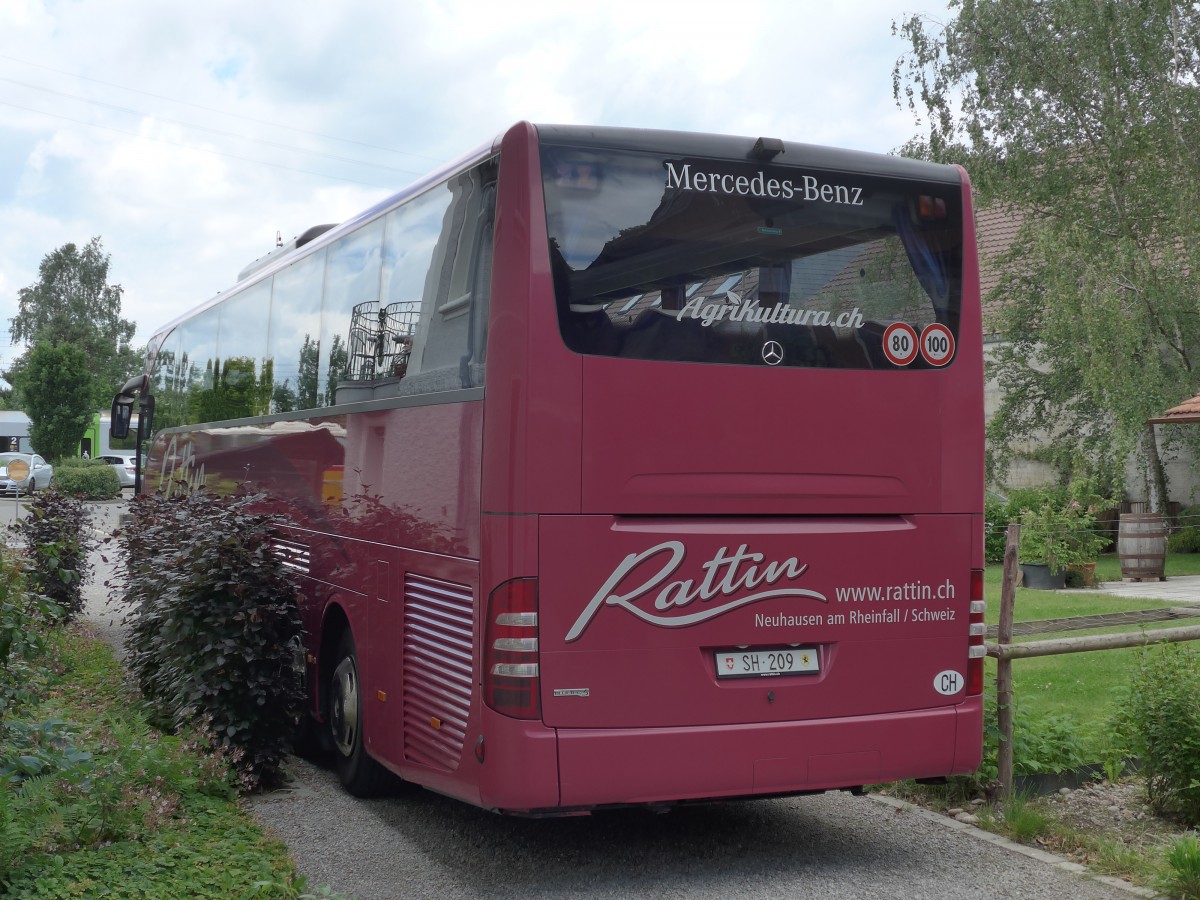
[0,453,53,495]
[99,453,137,488]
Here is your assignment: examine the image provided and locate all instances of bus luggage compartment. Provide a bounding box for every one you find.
[537,514,974,730]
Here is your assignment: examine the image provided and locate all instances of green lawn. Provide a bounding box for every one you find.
[985,551,1200,759]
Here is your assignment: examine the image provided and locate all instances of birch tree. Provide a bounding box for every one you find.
[7,237,140,411]
[894,0,1200,508]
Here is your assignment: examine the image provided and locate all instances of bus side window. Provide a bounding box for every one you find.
[461,190,495,388]
[376,164,494,398]
[413,169,491,384]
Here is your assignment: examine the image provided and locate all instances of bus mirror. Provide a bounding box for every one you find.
[111,374,149,440]
[110,396,134,440]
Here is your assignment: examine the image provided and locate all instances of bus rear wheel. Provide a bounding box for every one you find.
[328,630,390,797]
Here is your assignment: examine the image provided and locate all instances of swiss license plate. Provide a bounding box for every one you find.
[715,647,819,679]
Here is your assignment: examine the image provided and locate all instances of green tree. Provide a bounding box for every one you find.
[7,237,141,411]
[188,356,267,423]
[324,334,347,406]
[20,341,93,461]
[894,0,1200,508]
[296,334,319,410]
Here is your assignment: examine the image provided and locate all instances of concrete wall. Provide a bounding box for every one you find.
[983,341,1199,504]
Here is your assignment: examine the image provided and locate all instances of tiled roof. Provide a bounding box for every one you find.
[975,204,1023,335]
[1148,392,1200,425]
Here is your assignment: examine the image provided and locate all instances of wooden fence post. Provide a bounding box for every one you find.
[996,523,1019,799]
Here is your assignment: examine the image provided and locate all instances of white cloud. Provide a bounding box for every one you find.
[0,0,940,349]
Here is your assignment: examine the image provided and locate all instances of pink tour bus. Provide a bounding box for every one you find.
[112,122,984,813]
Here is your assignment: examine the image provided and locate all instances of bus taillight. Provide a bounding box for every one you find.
[918,194,948,219]
[484,578,541,720]
[967,569,986,696]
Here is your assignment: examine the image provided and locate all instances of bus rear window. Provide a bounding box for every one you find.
[541,146,964,369]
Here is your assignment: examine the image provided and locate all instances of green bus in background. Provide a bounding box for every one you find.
[0,410,136,459]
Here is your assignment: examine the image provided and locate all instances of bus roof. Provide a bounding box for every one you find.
[147,122,962,349]
[534,124,962,184]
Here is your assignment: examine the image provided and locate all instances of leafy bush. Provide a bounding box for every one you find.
[0,552,54,674]
[949,693,1086,796]
[984,493,1012,564]
[14,488,94,623]
[1016,478,1115,572]
[1007,485,1067,517]
[1168,527,1200,554]
[52,458,121,499]
[1018,504,1078,572]
[0,551,60,721]
[1119,644,1200,826]
[987,480,1116,567]
[1011,709,1086,775]
[121,489,305,790]
[0,717,92,784]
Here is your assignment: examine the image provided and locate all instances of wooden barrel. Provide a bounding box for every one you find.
[1118,513,1167,581]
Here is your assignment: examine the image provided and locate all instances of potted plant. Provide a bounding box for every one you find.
[1063,477,1117,585]
[1018,481,1113,590]
[1018,504,1073,589]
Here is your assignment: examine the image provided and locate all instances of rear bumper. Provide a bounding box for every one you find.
[477,700,984,816]
[557,698,982,807]
[478,698,982,812]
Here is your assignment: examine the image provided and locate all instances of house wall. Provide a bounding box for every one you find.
[983,341,1200,505]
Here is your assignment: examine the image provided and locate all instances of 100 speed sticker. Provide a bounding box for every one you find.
[920,323,955,366]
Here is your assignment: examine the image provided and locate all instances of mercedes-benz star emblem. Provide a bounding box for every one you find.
[761,341,784,366]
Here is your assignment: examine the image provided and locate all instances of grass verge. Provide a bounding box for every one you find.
[888,551,1200,893]
[886,777,1182,891]
[1,622,335,899]
[986,551,1200,758]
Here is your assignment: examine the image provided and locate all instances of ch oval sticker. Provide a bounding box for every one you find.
[933,670,964,696]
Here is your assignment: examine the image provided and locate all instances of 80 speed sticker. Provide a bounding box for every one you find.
[882,322,919,366]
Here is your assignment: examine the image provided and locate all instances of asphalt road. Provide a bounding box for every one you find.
[74,499,1141,900]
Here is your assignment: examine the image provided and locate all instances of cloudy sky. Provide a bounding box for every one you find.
[0,0,942,353]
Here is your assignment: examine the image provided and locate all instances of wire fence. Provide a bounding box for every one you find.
[984,510,1200,538]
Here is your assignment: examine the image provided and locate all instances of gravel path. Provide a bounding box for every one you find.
[78,501,1146,900]
[249,760,1144,900]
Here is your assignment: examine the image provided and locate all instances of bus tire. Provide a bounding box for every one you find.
[328,630,390,797]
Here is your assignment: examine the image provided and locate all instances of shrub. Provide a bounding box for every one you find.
[1011,709,1086,774]
[1120,644,1200,826]
[948,693,1086,796]
[121,489,305,790]
[1168,527,1200,554]
[0,550,60,715]
[52,458,121,499]
[14,488,94,623]
[1016,478,1115,572]
[984,493,1012,564]
[1179,504,1200,529]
